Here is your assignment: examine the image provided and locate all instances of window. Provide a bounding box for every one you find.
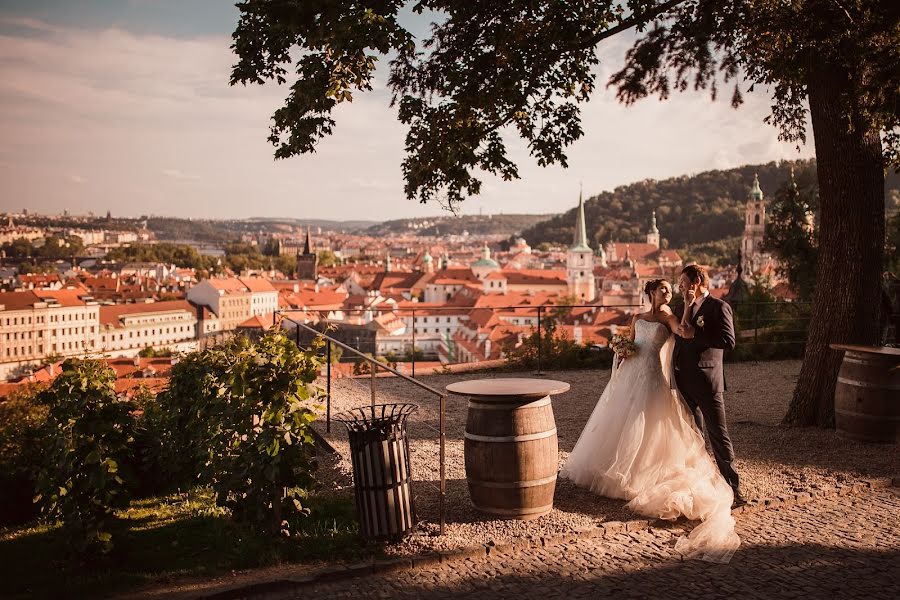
[754,214,760,225]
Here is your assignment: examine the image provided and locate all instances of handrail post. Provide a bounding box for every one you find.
[536,305,544,376]
[439,393,446,536]
[370,360,376,407]
[326,338,332,434]
[754,301,759,363]
[411,308,416,379]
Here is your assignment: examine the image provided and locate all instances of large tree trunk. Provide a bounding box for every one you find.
[782,59,886,427]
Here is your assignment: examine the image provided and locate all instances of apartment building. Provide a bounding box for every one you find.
[98,300,199,357]
[0,290,100,380]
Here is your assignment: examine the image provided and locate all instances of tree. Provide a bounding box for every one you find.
[231,0,899,427]
[763,174,819,301]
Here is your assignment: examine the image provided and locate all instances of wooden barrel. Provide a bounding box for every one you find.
[832,344,900,443]
[464,394,559,519]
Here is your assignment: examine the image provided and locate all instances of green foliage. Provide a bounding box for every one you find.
[525,159,825,249]
[318,249,339,267]
[763,177,819,300]
[204,331,323,534]
[505,316,613,371]
[33,359,135,556]
[366,214,550,237]
[137,346,173,358]
[0,384,48,525]
[144,346,234,492]
[229,1,899,205]
[886,210,900,275]
[352,353,389,375]
[679,237,741,268]
[152,331,324,535]
[0,489,364,600]
[2,235,84,262]
[106,242,218,271]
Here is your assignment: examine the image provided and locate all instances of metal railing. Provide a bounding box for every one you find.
[280,302,643,375]
[277,312,448,535]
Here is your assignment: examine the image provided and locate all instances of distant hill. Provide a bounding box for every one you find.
[520,159,900,250]
[367,213,552,237]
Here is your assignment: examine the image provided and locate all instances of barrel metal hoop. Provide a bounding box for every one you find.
[472,503,554,516]
[468,397,552,411]
[464,428,558,443]
[841,356,887,366]
[836,408,900,421]
[467,474,558,489]
[837,376,900,391]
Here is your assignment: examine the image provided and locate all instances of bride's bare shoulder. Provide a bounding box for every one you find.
[659,305,674,315]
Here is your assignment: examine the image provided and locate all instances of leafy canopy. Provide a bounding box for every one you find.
[230,0,899,208]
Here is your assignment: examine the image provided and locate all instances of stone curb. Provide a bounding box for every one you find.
[197,475,900,599]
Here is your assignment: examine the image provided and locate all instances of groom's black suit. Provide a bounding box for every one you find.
[674,295,741,495]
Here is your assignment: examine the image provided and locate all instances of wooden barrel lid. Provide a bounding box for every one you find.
[446,377,570,400]
[829,343,900,357]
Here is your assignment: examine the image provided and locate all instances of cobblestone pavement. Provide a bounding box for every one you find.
[283,489,900,600]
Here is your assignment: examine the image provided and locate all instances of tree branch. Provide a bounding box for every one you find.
[575,0,687,49]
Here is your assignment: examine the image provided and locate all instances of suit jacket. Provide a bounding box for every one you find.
[674,295,736,393]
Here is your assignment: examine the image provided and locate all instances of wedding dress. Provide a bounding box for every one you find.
[560,319,740,563]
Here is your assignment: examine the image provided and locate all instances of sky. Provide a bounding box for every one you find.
[0,0,815,222]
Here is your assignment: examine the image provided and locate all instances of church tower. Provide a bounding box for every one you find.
[296,226,319,280]
[646,210,660,248]
[567,187,596,301]
[741,174,766,275]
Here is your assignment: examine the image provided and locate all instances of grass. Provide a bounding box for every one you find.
[0,488,373,600]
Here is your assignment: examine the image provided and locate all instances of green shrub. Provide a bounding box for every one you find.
[201,330,324,535]
[152,330,324,535]
[146,347,236,492]
[33,359,135,556]
[505,325,614,370]
[0,384,48,525]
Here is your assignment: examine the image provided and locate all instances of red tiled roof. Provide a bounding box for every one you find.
[238,277,276,293]
[0,290,43,311]
[32,289,88,307]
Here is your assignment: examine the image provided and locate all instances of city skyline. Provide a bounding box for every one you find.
[0,1,815,222]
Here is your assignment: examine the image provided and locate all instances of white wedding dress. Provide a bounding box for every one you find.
[560,319,740,563]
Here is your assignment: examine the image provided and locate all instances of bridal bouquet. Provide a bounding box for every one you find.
[609,334,637,360]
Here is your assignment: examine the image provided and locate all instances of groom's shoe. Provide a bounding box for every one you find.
[731,491,747,509]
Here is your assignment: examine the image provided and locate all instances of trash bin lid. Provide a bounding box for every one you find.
[332,402,419,427]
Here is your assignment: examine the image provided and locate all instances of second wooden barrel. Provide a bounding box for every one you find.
[464,395,558,519]
[833,345,900,443]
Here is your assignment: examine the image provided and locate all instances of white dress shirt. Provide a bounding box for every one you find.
[691,290,710,318]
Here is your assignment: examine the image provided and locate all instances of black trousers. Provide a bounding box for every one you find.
[675,369,740,494]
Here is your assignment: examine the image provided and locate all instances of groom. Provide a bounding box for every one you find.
[674,264,745,508]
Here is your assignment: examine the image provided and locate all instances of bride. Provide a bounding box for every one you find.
[560,279,740,563]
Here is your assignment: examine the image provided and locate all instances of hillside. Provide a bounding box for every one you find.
[521,159,900,250]
[367,213,552,237]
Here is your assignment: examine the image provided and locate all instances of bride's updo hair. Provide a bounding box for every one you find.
[644,279,669,303]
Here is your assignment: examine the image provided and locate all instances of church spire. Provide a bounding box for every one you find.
[571,184,591,251]
[649,210,659,234]
[750,173,764,201]
[303,226,312,255]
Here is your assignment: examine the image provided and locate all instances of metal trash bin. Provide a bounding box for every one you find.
[333,403,418,540]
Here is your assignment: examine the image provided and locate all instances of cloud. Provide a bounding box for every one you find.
[162,168,200,181]
[0,17,815,221]
[67,173,85,184]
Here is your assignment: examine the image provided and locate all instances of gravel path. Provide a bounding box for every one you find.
[314,361,899,556]
[289,488,900,600]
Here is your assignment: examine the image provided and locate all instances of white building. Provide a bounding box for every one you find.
[239,277,279,317]
[567,190,596,301]
[0,290,100,380]
[98,300,199,357]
